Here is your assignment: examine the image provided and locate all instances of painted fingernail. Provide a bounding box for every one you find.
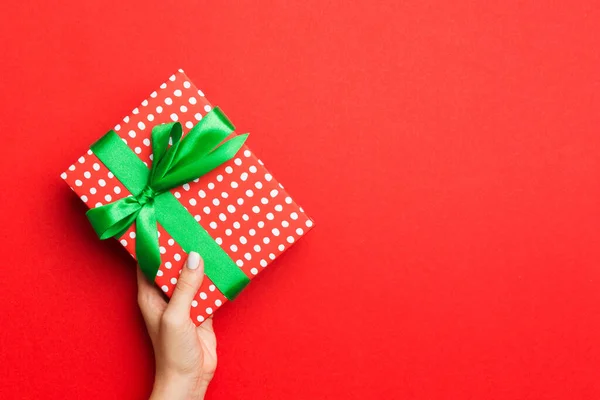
[187,251,201,270]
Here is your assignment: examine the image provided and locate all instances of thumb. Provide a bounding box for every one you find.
[167,251,204,320]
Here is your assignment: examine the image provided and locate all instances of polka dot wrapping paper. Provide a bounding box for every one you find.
[61,69,314,325]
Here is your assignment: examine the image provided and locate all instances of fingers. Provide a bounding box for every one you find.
[166,251,204,321]
[137,268,167,336]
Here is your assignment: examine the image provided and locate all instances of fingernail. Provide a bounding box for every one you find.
[187,251,201,270]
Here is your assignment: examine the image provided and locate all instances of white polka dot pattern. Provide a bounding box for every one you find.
[61,69,314,326]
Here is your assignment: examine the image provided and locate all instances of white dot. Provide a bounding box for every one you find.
[260,259,268,267]
[114,124,121,131]
[237,198,244,205]
[135,147,142,154]
[282,220,290,228]
[108,172,115,179]
[93,163,100,171]
[174,191,181,199]
[82,171,90,179]
[160,246,167,254]
[249,229,256,236]
[209,222,217,229]
[240,236,248,244]
[225,229,232,236]
[243,149,251,157]
[183,81,191,88]
[165,97,173,105]
[197,315,205,322]
[161,285,169,292]
[189,198,197,206]
[285,197,293,204]
[98,179,106,187]
[216,174,223,182]
[198,89,205,97]
[290,212,298,220]
[194,215,201,221]
[261,198,269,205]
[174,89,182,97]
[95,202,103,208]
[75,179,83,186]
[156,106,163,113]
[120,239,127,246]
[306,220,314,227]
[174,253,181,261]
[123,116,130,123]
[191,300,198,307]
[209,285,216,291]
[254,244,261,252]
[215,299,223,307]
[219,213,227,221]
[69,165,76,171]
[189,97,197,104]
[252,206,260,213]
[128,130,136,138]
[231,181,238,188]
[127,232,135,239]
[60,172,67,179]
[203,206,210,214]
[240,172,248,181]
[225,166,233,174]
[138,121,145,130]
[234,158,242,166]
[180,105,187,113]
[266,213,274,220]
[198,190,206,198]
[258,159,264,165]
[90,187,97,194]
[269,253,276,260]
[78,156,85,163]
[275,204,283,212]
[258,221,265,228]
[250,268,258,275]
[227,205,236,213]
[132,108,139,114]
[246,189,254,197]
[265,173,273,181]
[244,253,252,260]
[104,194,113,202]
[233,221,241,229]
[165,262,172,269]
[236,259,244,267]
[200,292,208,300]
[194,113,202,121]
[287,236,295,243]
[206,307,213,315]
[185,121,193,129]
[182,183,190,191]
[249,165,257,173]
[278,244,285,251]
[270,189,279,197]
[212,198,220,206]
[272,227,281,236]
[242,214,250,221]
[230,244,238,252]
[81,195,88,202]
[170,113,178,121]
[255,182,263,189]
[296,228,304,235]
[215,237,223,245]
[114,186,121,194]
[156,270,163,277]
[150,91,157,98]
[204,105,212,112]
[221,192,229,198]
[208,183,215,189]
[169,74,176,81]
[262,237,270,244]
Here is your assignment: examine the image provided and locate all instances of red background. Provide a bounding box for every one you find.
[1,1,599,399]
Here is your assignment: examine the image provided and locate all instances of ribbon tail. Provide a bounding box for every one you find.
[135,203,161,281]
[86,197,142,240]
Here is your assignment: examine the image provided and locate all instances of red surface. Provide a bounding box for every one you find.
[1,1,599,399]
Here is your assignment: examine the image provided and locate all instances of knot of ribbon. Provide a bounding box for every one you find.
[85,107,251,299]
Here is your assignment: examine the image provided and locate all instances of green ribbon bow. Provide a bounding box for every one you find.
[86,107,251,300]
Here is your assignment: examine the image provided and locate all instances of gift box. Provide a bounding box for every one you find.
[62,69,313,324]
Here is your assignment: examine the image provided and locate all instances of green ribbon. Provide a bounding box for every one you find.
[86,107,251,300]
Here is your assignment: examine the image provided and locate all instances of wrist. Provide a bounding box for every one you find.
[150,373,208,400]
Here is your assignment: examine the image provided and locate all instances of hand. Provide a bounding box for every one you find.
[137,252,217,400]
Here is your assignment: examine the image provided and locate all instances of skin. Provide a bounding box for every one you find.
[137,252,216,400]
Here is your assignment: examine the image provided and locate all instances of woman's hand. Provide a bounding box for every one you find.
[137,252,217,400]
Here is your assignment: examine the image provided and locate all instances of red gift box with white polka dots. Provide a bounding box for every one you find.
[61,69,314,325]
